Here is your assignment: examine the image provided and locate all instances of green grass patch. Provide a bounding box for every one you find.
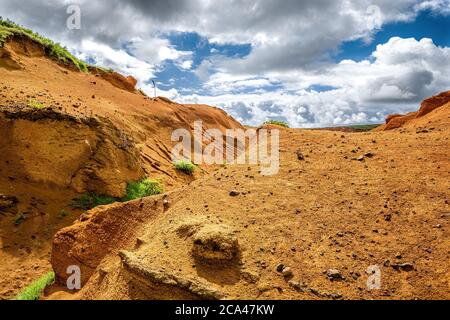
[71,179,164,210]
[15,271,55,300]
[0,27,12,44]
[0,18,88,72]
[341,124,381,132]
[28,99,45,109]
[263,120,290,128]
[71,192,118,210]
[123,179,164,202]
[174,159,196,175]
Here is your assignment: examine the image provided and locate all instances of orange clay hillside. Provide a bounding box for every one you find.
[376,91,450,131]
[0,30,243,299]
[49,93,449,300]
[0,27,449,301]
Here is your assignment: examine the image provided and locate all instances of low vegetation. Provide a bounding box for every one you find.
[174,159,196,175]
[58,210,70,219]
[123,179,164,202]
[0,18,88,72]
[15,271,55,300]
[72,179,164,210]
[342,124,381,132]
[71,192,117,210]
[263,120,290,128]
[28,99,45,109]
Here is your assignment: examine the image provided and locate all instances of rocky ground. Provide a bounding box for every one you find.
[50,106,450,300]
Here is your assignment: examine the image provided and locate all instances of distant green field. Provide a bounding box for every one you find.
[309,123,381,132]
[342,124,381,131]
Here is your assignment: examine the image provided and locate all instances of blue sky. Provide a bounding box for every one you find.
[154,32,252,94]
[153,8,450,95]
[336,9,450,62]
[1,0,450,127]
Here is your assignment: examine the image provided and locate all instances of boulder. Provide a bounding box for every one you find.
[192,224,239,261]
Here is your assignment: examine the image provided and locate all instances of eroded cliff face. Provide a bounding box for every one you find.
[0,106,144,198]
[0,34,244,299]
[378,91,450,131]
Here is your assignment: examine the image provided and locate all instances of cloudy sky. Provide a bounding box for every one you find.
[1,0,449,127]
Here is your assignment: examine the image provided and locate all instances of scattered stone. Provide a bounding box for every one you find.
[288,280,307,292]
[326,269,345,281]
[281,267,294,278]
[257,284,273,293]
[310,287,343,300]
[229,190,240,197]
[391,263,414,272]
[295,149,305,161]
[276,264,285,273]
[350,271,361,280]
[0,195,18,211]
[241,270,260,283]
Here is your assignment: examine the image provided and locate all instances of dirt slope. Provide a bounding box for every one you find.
[0,35,242,299]
[50,102,450,300]
[377,91,450,131]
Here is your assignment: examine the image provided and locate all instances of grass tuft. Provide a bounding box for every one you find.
[28,99,45,109]
[15,271,55,300]
[71,192,118,210]
[71,179,164,210]
[123,179,164,202]
[263,120,290,128]
[0,18,88,72]
[174,159,196,175]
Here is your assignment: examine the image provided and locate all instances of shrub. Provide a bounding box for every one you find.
[71,192,118,210]
[174,159,195,175]
[71,179,164,209]
[123,179,164,202]
[15,271,55,300]
[263,120,290,128]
